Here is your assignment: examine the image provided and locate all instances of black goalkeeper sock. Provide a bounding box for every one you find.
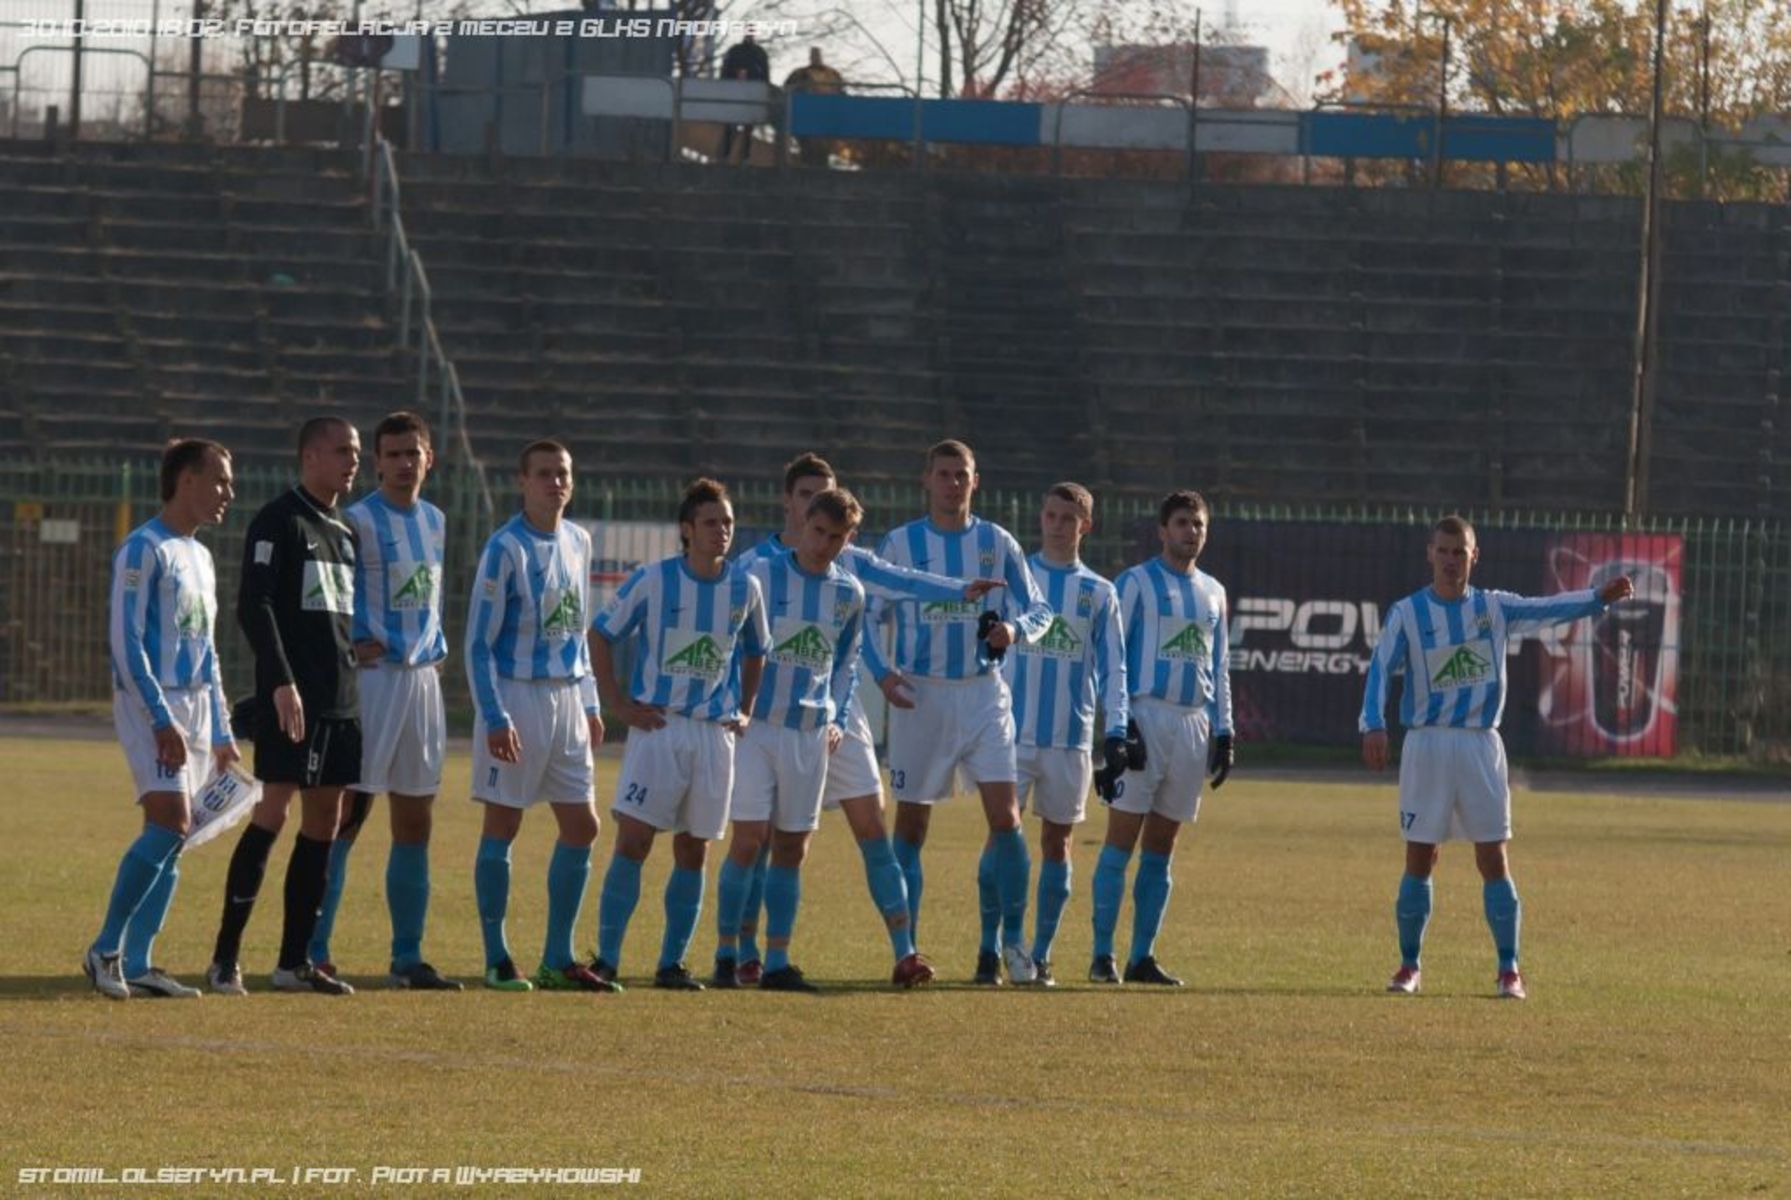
[213,822,277,967]
[278,834,333,971]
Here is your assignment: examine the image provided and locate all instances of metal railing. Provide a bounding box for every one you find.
[370,134,493,526]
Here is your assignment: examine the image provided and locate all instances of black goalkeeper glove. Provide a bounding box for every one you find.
[976,610,1007,663]
[1208,734,1235,790]
[1094,735,1129,801]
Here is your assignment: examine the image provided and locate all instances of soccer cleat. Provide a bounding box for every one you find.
[1087,954,1120,984]
[83,946,129,1000]
[710,956,740,990]
[736,958,764,986]
[535,962,620,994]
[314,960,337,979]
[1123,955,1184,986]
[1033,960,1058,988]
[585,956,625,993]
[1002,943,1038,985]
[1497,970,1527,1001]
[206,961,247,996]
[483,958,534,992]
[125,967,201,999]
[891,952,935,989]
[271,964,355,995]
[653,963,706,991]
[973,950,1004,986]
[388,962,464,991]
[759,965,819,993]
[1387,965,1422,995]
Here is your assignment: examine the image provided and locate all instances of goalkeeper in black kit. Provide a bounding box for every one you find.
[205,417,365,996]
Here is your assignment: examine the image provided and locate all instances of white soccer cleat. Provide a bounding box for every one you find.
[1001,943,1038,986]
[126,967,202,999]
[206,961,247,996]
[1386,965,1421,995]
[1497,970,1527,1001]
[83,945,129,1000]
[271,964,355,995]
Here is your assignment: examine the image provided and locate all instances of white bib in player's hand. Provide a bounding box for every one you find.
[186,765,263,849]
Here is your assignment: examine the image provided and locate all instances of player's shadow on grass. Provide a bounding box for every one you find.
[0,975,120,1001]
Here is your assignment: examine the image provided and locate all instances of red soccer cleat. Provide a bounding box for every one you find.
[892,952,935,989]
[1386,965,1421,995]
[736,958,763,986]
[1497,970,1527,1001]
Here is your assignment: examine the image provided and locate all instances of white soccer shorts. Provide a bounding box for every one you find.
[1017,743,1092,826]
[1109,696,1209,824]
[1397,727,1512,844]
[355,662,445,796]
[884,672,1017,805]
[612,713,736,840]
[822,706,881,808]
[732,722,828,833]
[471,678,594,809]
[115,686,213,801]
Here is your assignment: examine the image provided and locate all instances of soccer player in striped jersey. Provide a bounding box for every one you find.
[709,487,866,992]
[307,411,460,990]
[466,440,611,994]
[86,439,240,1000]
[1093,490,1235,987]
[590,478,769,991]
[730,452,1001,987]
[994,482,1128,987]
[1361,515,1633,1000]
[869,439,1054,985]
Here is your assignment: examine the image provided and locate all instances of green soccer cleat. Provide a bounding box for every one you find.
[535,961,620,993]
[483,958,534,992]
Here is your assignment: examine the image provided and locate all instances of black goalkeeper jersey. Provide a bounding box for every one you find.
[237,486,361,720]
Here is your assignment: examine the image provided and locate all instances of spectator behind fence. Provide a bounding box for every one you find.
[718,34,771,165]
[783,47,844,167]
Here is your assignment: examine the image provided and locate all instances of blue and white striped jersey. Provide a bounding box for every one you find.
[465,515,596,731]
[346,492,448,667]
[1359,585,1607,733]
[592,556,770,723]
[868,516,1052,681]
[1115,556,1233,733]
[109,516,232,743]
[746,549,864,731]
[745,534,968,604]
[1005,554,1129,750]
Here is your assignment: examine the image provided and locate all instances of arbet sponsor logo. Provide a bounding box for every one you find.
[770,623,833,671]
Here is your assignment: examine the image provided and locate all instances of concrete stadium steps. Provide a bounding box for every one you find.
[0,138,411,465]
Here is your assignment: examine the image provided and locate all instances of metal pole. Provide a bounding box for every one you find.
[1432,15,1450,189]
[1189,9,1201,181]
[186,0,203,138]
[1627,0,1670,519]
[70,0,84,139]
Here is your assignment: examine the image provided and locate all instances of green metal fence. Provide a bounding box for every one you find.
[3,458,1785,763]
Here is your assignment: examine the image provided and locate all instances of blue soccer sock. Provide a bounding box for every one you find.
[95,824,183,957]
[992,827,1030,949]
[1031,858,1071,965]
[386,842,430,971]
[1395,874,1434,970]
[307,836,356,966]
[597,854,643,969]
[473,836,513,969]
[542,841,591,971]
[738,842,770,964]
[856,836,915,960]
[715,855,753,962]
[976,843,1001,955]
[659,865,705,971]
[121,850,182,978]
[1128,850,1173,967]
[763,864,800,973]
[892,835,924,937]
[1483,877,1522,974]
[1091,844,1131,961]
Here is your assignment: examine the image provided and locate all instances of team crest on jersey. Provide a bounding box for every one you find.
[921,600,980,624]
[979,550,996,575]
[1159,620,1209,661]
[1427,640,1495,690]
[770,622,834,672]
[302,562,354,614]
[539,587,583,637]
[1076,590,1094,618]
[729,605,745,630]
[391,563,438,611]
[663,630,729,683]
[834,591,857,628]
[1023,615,1085,660]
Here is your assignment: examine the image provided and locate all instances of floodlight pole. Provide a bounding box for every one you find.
[1627,0,1669,520]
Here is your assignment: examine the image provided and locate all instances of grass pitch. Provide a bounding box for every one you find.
[3,736,1788,1197]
